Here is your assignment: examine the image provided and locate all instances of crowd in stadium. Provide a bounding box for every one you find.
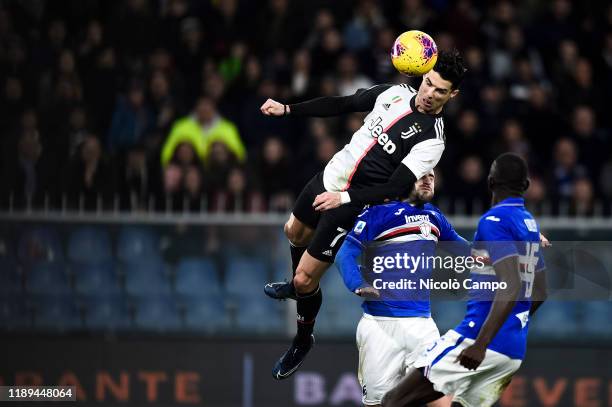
[1,0,610,215]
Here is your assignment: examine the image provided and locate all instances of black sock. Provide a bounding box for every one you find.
[289,243,307,276]
[296,286,322,342]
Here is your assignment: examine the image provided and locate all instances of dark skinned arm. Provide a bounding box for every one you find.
[529,271,547,316]
[455,255,522,370]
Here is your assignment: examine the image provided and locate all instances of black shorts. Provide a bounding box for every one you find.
[293,172,365,262]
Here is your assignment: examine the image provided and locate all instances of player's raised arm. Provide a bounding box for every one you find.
[260,84,392,118]
[455,255,522,370]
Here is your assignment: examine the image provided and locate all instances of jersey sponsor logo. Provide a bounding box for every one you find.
[524,218,538,232]
[367,116,397,154]
[354,220,366,235]
[401,122,423,139]
[404,214,430,223]
[485,215,501,222]
[382,103,390,110]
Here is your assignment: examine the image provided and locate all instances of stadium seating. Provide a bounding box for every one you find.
[529,301,580,339]
[83,295,132,331]
[117,226,160,262]
[317,295,364,337]
[0,294,30,331]
[580,302,612,338]
[320,265,349,300]
[17,227,64,266]
[73,261,121,296]
[182,293,231,333]
[25,261,71,295]
[31,294,83,332]
[133,295,181,332]
[175,257,222,297]
[124,258,172,297]
[0,257,22,295]
[225,257,268,298]
[233,296,285,334]
[68,226,112,264]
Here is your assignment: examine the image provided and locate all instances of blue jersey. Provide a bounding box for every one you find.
[336,201,468,317]
[454,197,546,360]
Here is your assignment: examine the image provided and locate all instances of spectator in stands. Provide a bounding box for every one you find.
[182,165,206,211]
[213,166,264,213]
[336,52,373,96]
[571,105,608,184]
[108,79,154,152]
[0,0,608,215]
[64,134,114,210]
[569,177,595,217]
[2,129,57,209]
[450,155,488,215]
[118,144,152,210]
[161,96,245,169]
[525,175,547,214]
[58,106,89,161]
[255,137,294,212]
[549,138,588,207]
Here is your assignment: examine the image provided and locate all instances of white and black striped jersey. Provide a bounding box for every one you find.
[320,84,445,192]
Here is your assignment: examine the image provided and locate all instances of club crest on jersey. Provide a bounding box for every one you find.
[419,222,431,237]
[368,116,397,154]
[401,122,423,139]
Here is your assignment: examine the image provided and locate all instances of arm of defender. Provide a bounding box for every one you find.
[335,238,380,298]
[529,270,547,316]
[455,255,522,370]
[260,85,392,118]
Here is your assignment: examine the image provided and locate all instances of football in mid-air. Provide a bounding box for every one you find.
[390,30,438,76]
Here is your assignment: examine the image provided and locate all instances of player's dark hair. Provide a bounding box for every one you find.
[433,49,467,90]
[489,153,529,196]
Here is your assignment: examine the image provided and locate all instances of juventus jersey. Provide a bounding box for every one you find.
[322,84,446,192]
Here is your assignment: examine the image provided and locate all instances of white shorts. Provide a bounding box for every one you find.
[356,313,440,406]
[415,330,522,407]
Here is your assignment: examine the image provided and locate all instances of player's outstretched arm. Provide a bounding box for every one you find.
[455,255,522,370]
[260,85,391,118]
[335,239,380,298]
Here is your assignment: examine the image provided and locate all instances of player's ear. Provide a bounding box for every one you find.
[523,178,530,192]
[487,175,495,191]
[449,89,459,99]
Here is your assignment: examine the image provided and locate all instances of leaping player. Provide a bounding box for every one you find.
[260,50,467,379]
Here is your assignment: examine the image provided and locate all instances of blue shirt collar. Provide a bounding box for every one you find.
[493,197,525,207]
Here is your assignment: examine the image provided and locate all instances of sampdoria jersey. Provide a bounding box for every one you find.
[454,197,546,360]
[322,84,445,192]
[337,201,468,318]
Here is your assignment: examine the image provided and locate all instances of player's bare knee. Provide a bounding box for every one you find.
[284,222,309,246]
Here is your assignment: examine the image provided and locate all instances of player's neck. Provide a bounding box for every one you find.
[491,191,522,206]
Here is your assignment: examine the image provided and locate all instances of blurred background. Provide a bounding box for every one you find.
[0,0,610,406]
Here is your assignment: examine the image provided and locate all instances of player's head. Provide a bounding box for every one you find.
[408,169,435,204]
[416,49,466,115]
[488,153,530,197]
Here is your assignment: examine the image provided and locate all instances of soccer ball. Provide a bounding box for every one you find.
[390,30,438,76]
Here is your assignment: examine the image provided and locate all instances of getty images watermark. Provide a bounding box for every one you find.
[368,252,508,292]
[358,241,612,301]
